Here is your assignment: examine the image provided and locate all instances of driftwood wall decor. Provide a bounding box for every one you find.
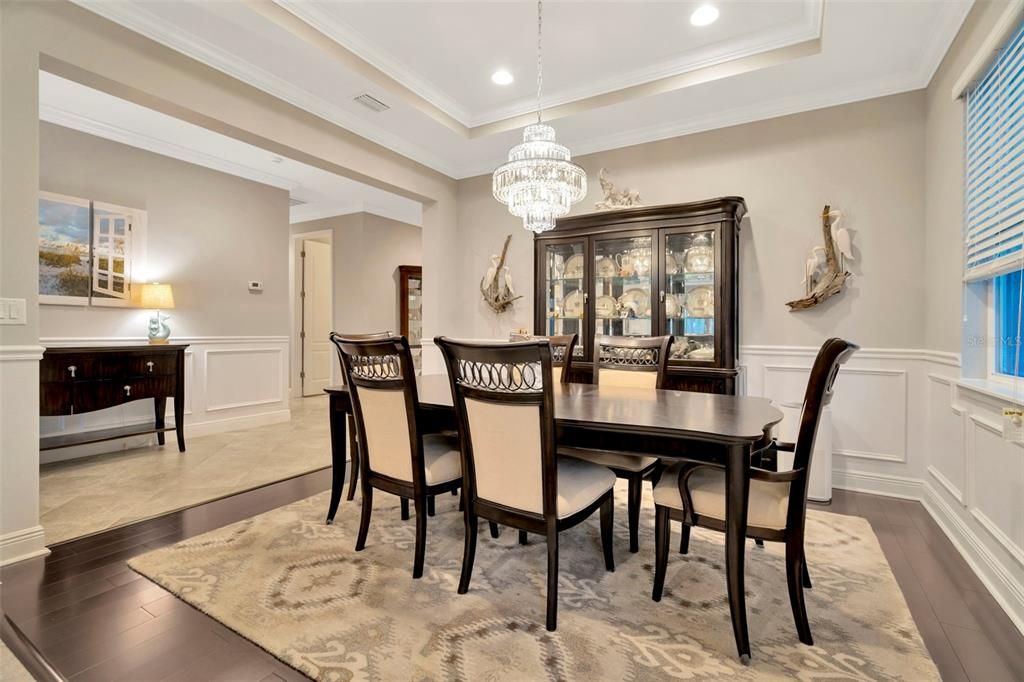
[786,205,854,311]
[480,234,522,314]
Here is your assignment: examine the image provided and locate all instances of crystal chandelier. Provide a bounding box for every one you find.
[492,0,586,234]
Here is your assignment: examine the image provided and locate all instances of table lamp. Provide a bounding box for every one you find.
[140,282,175,344]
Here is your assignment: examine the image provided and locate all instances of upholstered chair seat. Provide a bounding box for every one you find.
[423,434,462,485]
[561,447,658,473]
[554,458,616,518]
[654,463,790,530]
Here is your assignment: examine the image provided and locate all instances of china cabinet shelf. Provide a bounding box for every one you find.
[534,198,746,395]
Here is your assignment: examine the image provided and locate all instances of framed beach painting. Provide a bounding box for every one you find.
[38,192,146,306]
[38,191,92,305]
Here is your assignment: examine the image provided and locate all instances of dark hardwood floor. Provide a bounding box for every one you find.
[2,476,1022,681]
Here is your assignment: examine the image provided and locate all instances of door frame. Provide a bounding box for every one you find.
[289,229,334,398]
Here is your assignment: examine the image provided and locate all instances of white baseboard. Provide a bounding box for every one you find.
[0,525,50,567]
[832,468,923,500]
[187,408,291,438]
[921,481,1024,636]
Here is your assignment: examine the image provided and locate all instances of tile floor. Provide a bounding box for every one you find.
[39,396,332,545]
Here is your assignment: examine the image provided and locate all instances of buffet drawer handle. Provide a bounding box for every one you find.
[146,361,155,372]
[124,385,131,397]
[68,365,77,378]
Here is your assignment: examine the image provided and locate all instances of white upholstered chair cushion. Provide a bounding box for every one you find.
[560,447,658,472]
[555,457,616,518]
[423,434,462,485]
[654,463,791,530]
[357,386,414,481]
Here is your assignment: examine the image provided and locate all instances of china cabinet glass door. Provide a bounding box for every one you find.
[398,266,423,374]
[542,239,588,358]
[663,229,717,362]
[592,232,655,341]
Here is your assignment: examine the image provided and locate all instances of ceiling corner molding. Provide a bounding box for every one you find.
[40,100,300,192]
[911,0,976,91]
[273,0,472,126]
[466,0,825,128]
[69,0,463,179]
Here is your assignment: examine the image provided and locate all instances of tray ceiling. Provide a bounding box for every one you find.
[73,0,972,179]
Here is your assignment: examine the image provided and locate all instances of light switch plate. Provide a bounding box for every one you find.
[0,298,26,325]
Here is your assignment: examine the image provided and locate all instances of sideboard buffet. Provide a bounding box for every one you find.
[39,344,187,452]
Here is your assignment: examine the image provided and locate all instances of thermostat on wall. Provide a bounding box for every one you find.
[248,281,264,292]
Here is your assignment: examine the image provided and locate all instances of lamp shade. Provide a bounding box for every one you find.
[140,283,175,310]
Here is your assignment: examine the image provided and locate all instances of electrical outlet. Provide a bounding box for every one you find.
[0,298,26,325]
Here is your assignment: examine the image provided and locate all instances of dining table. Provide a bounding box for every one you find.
[325,375,784,663]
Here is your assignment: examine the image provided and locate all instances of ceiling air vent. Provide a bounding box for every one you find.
[353,93,390,112]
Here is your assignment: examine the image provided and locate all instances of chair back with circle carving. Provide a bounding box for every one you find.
[593,335,673,389]
[437,337,556,519]
[329,331,392,385]
[510,333,577,384]
[332,334,424,487]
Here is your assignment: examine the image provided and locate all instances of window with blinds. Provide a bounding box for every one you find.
[964,20,1024,282]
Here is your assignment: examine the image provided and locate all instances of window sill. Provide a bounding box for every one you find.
[956,378,1024,407]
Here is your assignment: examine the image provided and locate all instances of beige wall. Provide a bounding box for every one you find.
[39,122,291,338]
[924,0,1008,356]
[291,213,421,334]
[457,92,928,349]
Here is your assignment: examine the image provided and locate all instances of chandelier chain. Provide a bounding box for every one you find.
[536,0,543,124]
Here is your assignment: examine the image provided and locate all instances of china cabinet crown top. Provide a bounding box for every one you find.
[540,197,748,236]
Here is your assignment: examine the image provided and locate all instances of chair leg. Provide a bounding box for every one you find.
[355,486,373,551]
[400,498,410,521]
[346,418,359,502]
[652,506,670,601]
[678,523,690,555]
[458,491,464,512]
[489,521,500,538]
[427,495,436,517]
[458,513,478,594]
[546,530,559,631]
[451,489,458,496]
[600,496,615,572]
[754,538,765,548]
[412,496,428,579]
[518,530,528,545]
[786,536,814,645]
[627,474,642,554]
[802,557,812,589]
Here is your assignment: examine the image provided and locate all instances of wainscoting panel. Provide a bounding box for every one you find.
[39,336,290,463]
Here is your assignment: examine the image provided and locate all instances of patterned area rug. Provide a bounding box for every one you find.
[129,483,938,681]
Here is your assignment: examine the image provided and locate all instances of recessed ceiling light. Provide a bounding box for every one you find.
[491,69,514,86]
[690,4,719,27]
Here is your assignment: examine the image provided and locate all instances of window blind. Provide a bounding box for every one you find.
[965,19,1024,282]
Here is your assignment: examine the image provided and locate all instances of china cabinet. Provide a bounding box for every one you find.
[533,197,746,394]
[398,265,423,373]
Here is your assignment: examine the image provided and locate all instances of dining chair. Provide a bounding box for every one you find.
[333,334,463,579]
[651,337,858,646]
[329,331,391,505]
[509,333,578,384]
[560,334,673,553]
[436,336,616,631]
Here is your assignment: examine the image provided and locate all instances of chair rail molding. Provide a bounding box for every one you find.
[38,335,291,463]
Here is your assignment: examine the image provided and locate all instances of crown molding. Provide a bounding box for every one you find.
[277,0,824,129]
[456,68,937,179]
[40,102,300,193]
[289,199,423,227]
[70,0,462,179]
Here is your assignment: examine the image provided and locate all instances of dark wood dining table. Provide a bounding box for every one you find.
[325,375,783,663]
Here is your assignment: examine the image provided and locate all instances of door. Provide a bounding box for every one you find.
[660,225,721,365]
[301,240,333,396]
[590,230,658,346]
[536,237,589,361]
